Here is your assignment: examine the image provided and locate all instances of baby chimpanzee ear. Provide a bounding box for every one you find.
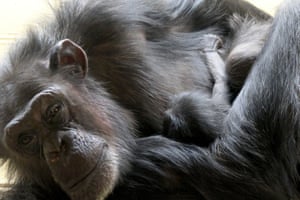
[49,39,88,78]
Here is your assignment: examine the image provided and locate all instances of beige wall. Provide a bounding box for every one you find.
[0,0,284,187]
[0,0,57,55]
[247,0,282,15]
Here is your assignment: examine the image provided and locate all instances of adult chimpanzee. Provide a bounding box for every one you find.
[111,0,300,199]
[0,0,272,200]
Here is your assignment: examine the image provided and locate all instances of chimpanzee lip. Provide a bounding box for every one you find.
[68,155,101,191]
[67,144,107,192]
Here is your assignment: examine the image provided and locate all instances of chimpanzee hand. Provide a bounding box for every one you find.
[163,36,229,147]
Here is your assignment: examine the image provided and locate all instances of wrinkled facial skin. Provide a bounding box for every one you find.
[0,39,134,200]
[3,88,116,199]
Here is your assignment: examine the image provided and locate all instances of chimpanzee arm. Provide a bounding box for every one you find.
[163,36,230,146]
[112,1,300,199]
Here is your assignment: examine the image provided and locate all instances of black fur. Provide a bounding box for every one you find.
[0,0,274,200]
[111,1,300,199]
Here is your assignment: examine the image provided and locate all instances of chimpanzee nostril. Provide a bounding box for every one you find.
[47,151,60,163]
[43,136,65,163]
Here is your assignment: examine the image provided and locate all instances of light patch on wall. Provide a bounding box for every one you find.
[246,0,283,15]
[0,0,56,55]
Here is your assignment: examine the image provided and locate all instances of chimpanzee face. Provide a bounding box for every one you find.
[0,39,134,200]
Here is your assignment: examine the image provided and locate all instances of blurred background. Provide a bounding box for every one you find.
[0,0,284,191]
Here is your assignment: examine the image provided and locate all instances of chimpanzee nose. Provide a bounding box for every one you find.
[43,135,66,163]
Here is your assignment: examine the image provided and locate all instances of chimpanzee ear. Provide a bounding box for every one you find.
[49,39,88,78]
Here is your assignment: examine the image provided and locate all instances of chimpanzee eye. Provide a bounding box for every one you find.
[18,133,36,146]
[44,102,69,127]
[45,103,63,124]
[17,132,40,155]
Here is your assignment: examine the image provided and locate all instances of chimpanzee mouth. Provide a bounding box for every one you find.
[68,155,102,191]
[67,144,108,192]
